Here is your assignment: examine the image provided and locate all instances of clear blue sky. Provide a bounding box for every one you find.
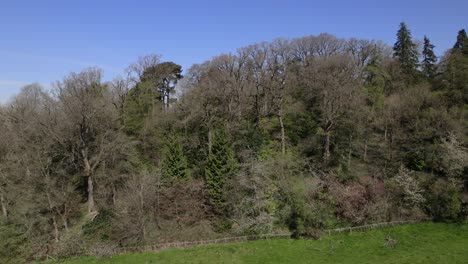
[1,0,467,102]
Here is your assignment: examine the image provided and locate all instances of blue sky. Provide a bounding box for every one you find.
[1,0,467,102]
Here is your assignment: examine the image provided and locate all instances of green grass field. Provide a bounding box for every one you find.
[45,222,468,264]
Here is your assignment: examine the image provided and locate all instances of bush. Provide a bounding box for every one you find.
[0,220,29,264]
[426,179,462,222]
[82,209,114,241]
[54,233,86,258]
[280,175,338,237]
[87,242,118,259]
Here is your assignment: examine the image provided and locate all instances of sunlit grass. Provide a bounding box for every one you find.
[44,222,468,264]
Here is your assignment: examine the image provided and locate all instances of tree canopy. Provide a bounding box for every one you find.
[0,23,467,262]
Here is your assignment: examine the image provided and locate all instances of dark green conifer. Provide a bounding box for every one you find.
[452,29,468,54]
[122,82,156,136]
[204,128,236,213]
[161,135,189,181]
[393,22,420,79]
[421,36,437,79]
[442,29,468,104]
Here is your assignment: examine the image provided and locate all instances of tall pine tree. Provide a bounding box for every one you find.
[421,36,437,79]
[453,29,468,50]
[161,135,189,181]
[204,128,236,213]
[441,29,468,104]
[393,22,420,79]
[453,29,468,53]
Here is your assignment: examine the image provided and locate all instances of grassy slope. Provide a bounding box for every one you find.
[46,223,468,264]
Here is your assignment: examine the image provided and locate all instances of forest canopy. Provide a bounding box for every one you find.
[0,23,467,262]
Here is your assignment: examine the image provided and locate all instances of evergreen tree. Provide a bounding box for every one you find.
[452,29,468,54]
[363,54,389,106]
[122,82,157,136]
[141,62,183,109]
[122,62,183,136]
[393,22,420,79]
[440,29,468,104]
[421,36,437,79]
[161,135,189,181]
[204,128,236,213]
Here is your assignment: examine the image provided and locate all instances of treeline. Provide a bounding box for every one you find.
[0,23,467,261]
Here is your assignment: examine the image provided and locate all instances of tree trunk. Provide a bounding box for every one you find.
[87,175,96,214]
[208,127,213,155]
[0,192,7,218]
[278,109,286,155]
[363,137,368,162]
[347,136,352,167]
[46,191,59,242]
[62,214,69,232]
[51,216,59,242]
[112,184,117,206]
[60,195,69,231]
[254,86,260,125]
[166,92,170,110]
[154,174,162,230]
[384,123,388,142]
[139,182,146,240]
[389,132,394,161]
[324,130,331,161]
[82,149,96,214]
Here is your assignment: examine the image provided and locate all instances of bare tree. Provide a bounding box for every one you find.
[127,54,162,84]
[268,39,292,155]
[303,55,362,160]
[114,169,160,242]
[55,68,123,215]
[0,106,12,218]
[109,76,132,118]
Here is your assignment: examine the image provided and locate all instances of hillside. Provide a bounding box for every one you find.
[1,21,467,263]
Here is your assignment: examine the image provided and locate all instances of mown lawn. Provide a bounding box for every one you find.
[45,222,468,264]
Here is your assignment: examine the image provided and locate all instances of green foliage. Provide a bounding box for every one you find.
[393,22,420,80]
[231,120,267,161]
[284,111,317,146]
[122,82,156,136]
[123,62,183,136]
[426,179,462,222]
[205,128,236,213]
[82,209,114,241]
[436,29,468,105]
[452,29,468,54]
[141,61,183,108]
[391,85,452,173]
[422,36,437,79]
[363,54,389,108]
[440,51,468,105]
[0,220,28,264]
[161,135,189,181]
[278,168,338,237]
[214,219,233,233]
[406,151,426,171]
[336,158,357,183]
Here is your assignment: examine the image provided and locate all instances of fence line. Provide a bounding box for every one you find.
[100,218,427,255]
[322,219,426,235]
[114,233,291,255]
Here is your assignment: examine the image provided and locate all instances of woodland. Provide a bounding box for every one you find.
[0,23,467,262]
